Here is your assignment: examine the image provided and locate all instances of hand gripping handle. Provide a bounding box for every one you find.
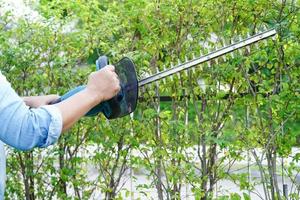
[51,56,112,117]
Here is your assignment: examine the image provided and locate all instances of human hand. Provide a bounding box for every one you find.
[85,65,120,105]
[23,95,60,108]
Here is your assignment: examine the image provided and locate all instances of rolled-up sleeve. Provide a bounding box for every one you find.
[0,76,62,151]
[33,105,63,148]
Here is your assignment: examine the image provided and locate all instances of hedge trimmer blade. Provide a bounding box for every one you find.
[138,28,277,87]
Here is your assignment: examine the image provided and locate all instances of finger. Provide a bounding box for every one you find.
[114,85,121,94]
[106,65,115,72]
[114,73,120,80]
[46,95,60,104]
[115,75,120,84]
[117,85,121,92]
[114,77,120,89]
[48,94,60,100]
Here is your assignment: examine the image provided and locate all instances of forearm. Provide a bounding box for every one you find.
[21,90,100,132]
[54,89,99,131]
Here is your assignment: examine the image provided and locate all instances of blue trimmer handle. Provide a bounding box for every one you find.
[51,56,112,117]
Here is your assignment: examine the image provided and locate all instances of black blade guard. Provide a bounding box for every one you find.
[105,57,138,119]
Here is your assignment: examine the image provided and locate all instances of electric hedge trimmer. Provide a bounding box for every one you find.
[51,28,277,119]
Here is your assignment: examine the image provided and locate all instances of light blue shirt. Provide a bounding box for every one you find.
[0,72,63,199]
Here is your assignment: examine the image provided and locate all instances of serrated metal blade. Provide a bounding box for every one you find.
[138,28,277,87]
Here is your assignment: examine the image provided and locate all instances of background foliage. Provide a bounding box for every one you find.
[0,0,299,199]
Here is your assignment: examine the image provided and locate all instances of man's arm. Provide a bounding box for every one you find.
[0,65,120,150]
[55,65,120,131]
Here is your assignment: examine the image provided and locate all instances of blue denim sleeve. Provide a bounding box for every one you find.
[0,142,6,199]
[0,80,63,151]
